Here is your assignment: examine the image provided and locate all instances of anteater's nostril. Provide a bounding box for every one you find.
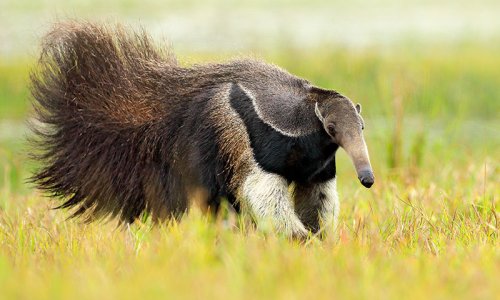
[358,170,374,188]
[361,178,374,188]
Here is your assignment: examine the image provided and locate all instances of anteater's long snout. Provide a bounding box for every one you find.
[341,133,375,189]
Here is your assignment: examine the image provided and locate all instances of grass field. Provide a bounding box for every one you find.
[0,5,499,298]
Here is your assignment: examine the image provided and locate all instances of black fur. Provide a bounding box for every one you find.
[229,84,338,184]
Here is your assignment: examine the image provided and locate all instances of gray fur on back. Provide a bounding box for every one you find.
[159,59,322,136]
[230,61,321,136]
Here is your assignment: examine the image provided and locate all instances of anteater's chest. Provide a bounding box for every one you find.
[248,128,338,184]
[228,85,338,184]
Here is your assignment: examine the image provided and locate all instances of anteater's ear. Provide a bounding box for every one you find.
[314,102,324,123]
[355,103,362,114]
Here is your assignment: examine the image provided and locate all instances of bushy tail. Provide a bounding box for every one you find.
[30,21,178,222]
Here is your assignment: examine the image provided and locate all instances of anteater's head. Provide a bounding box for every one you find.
[310,87,374,188]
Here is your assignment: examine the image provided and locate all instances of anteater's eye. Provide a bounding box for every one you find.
[327,123,336,135]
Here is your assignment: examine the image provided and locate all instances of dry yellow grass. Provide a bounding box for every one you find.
[0,155,498,299]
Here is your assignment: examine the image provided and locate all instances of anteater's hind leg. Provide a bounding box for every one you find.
[143,164,189,222]
[206,190,241,217]
[226,193,241,214]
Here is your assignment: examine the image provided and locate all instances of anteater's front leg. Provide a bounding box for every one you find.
[240,166,308,238]
[293,179,339,235]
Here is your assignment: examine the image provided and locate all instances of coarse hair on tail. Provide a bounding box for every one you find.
[29,21,180,223]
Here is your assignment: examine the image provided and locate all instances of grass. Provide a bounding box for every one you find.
[0,43,499,299]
